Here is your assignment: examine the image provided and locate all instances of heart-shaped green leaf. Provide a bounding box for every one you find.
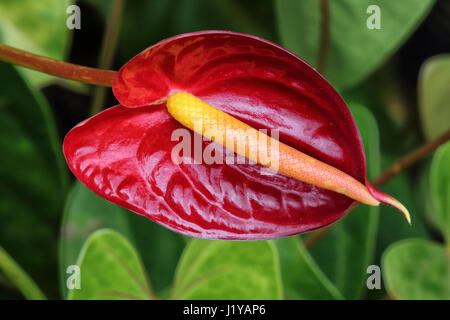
[170,240,282,299]
[0,62,67,297]
[419,55,450,141]
[307,104,380,299]
[276,0,435,90]
[68,229,153,300]
[0,0,71,86]
[430,142,450,241]
[274,237,343,299]
[383,239,450,299]
[60,181,186,298]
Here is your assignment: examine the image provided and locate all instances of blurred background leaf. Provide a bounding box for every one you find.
[170,240,282,299]
[274,237,343,299]
[60,181,185,298]
[0,0,72,86]
[68,229,153,300]
[124,208,186,298]
[419,55,450,141]
[382,239,450,299]
[430,142,450,242]
[374,165,429,264]
[414,161,436,232]
[275,0,435,90]
[0,62,67,298]
[80,0,278,62]
[0,245,46,300]
[383,143,450,300]
[306,104,380,299]
[59,182,133,298]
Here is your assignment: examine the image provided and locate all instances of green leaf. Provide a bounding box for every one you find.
[117,0,277,61]
[68,229,153,300]
[170,240,282,299]
[60,181,186,298]
[375,166,429,264]
[414,160,434,226]
[0,62,67,297]
[274,237,343,299]
[382,239,450,299]
[430,142,450,242]
[419,55,450,140]
[0,0,72,86]
[125,213,186,297]
[275,0,435,90]
[59,182,133,298]
[307,104,380,299]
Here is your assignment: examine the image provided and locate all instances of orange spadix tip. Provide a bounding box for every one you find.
[166,91,410,224]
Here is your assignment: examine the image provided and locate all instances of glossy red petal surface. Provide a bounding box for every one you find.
[65,31,369,240]
[64,104,358,240]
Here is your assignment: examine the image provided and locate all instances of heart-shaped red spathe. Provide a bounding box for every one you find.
[64,31,370,240]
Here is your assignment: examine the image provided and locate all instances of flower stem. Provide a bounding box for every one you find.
[0,245,46,300]
[372,129,450,188]
[0,44,116,87]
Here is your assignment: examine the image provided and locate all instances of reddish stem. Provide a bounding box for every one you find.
[0,44,116,87]
[372,129,450,187]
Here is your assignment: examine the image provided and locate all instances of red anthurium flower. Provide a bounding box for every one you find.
[63,31,409,240]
